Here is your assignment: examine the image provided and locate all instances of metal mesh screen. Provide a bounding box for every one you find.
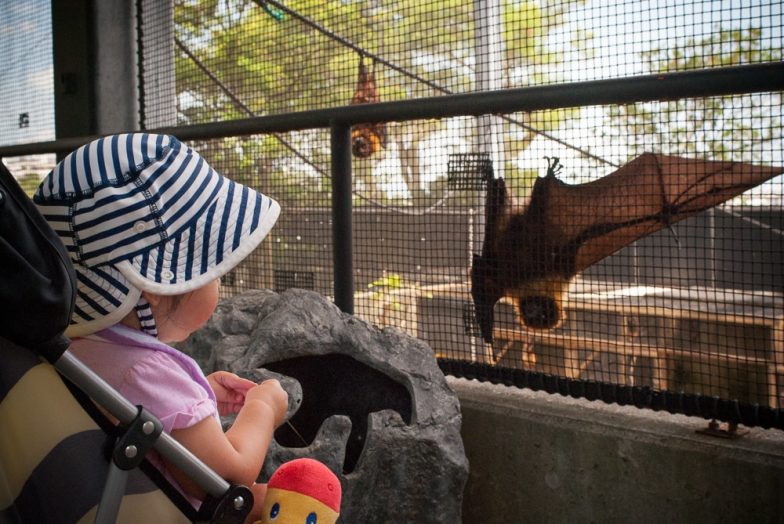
[0,1,57,192]
[141,1,784,428]
[147,1,784,121]
[181,132,335,296]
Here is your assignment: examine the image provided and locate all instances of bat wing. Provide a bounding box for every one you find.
[351,58,367,104]
[471,177,512,343]
[374,122,388,148]
[351,60,379,105]
[541,153,784,273]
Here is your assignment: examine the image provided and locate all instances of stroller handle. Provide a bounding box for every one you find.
[55,350,231,498]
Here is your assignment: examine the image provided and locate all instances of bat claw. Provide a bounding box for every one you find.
[480,326,494,345]
[544,156,562,177]
[667,224,682,249]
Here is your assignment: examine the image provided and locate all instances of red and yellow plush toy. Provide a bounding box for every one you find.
[258,458,342,524]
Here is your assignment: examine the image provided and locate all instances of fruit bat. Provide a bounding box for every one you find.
[350,56,387,158]
[471,153,784,343]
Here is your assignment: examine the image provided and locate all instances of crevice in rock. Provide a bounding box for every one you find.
[265,353,413,473]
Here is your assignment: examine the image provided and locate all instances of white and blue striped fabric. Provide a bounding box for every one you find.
[34,133,280,338]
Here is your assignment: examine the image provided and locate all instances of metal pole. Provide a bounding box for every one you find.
[55,351,230,497]
[93,465,129,524]
[474,0,505,177]
[331,121,354,314]
[473,0,504,362]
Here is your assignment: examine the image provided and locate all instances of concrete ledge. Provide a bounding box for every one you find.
[449,377,784,524]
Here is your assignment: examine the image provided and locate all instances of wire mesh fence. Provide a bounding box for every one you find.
[0,1,57,192]
[151,1,782,120]
[140,0,784,428]
[1,0,782,429]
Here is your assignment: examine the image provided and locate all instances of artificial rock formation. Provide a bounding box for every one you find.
[179,289,468,523]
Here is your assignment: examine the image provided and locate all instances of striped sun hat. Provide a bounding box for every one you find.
[34,133,280,338]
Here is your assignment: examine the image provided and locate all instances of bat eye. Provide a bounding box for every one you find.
[519,295,560,329]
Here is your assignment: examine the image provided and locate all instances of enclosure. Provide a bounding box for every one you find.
[1,0,783,520]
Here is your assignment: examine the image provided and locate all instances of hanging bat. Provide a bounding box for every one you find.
[350,56,387,158]
[471,153,784,343]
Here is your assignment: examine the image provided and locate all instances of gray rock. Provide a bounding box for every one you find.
[179,289,468,523]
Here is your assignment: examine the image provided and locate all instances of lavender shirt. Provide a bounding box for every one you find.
[69,323,220,506]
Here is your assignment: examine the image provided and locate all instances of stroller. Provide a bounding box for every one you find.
[0,159,254,523]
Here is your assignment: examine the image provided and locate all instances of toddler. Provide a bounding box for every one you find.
[34,133,288,520]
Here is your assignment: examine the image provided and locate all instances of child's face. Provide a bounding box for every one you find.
[155,279,220,343]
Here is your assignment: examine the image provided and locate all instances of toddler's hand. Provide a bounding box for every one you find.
[245,379,288,427]
[207,371,257,416]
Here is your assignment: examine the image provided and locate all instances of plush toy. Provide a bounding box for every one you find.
[258,458,342,524]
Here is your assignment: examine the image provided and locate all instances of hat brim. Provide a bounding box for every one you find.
[66,179,280,337]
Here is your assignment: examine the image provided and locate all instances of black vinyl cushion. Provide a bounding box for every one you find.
[0,160,76,362]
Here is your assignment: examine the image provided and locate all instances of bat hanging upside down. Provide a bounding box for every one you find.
[471,153,784,343]
[350,56,387,158]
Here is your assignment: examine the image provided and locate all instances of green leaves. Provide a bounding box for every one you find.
[608,27,780,162]
[642,27,781,73]
[173,0,585,203]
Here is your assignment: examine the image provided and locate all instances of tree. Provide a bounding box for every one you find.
[604,28,782,163]
[18,173,43,197]
[172,0,586,205]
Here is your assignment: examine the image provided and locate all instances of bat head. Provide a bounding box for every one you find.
[352,136,372,158]
[351,129,376,158]
[511,277,572,331]
[517,295,560,329]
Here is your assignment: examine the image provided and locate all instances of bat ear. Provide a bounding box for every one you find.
[471,254,500,344]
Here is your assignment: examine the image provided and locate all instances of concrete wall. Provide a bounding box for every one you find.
[450,377,784,524]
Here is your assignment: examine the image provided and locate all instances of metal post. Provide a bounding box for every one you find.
[331,121,354,314]
[93,0,139,134]
[55,351,230,497]
[137,0,176,129]
[474,0,505,180]
[52,0,96,159]
[472,0,504,362]
[94,465,129,524]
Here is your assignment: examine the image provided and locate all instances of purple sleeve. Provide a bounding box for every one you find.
[120,351,218,434]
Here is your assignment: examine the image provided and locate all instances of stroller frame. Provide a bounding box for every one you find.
[0,159,253,523]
